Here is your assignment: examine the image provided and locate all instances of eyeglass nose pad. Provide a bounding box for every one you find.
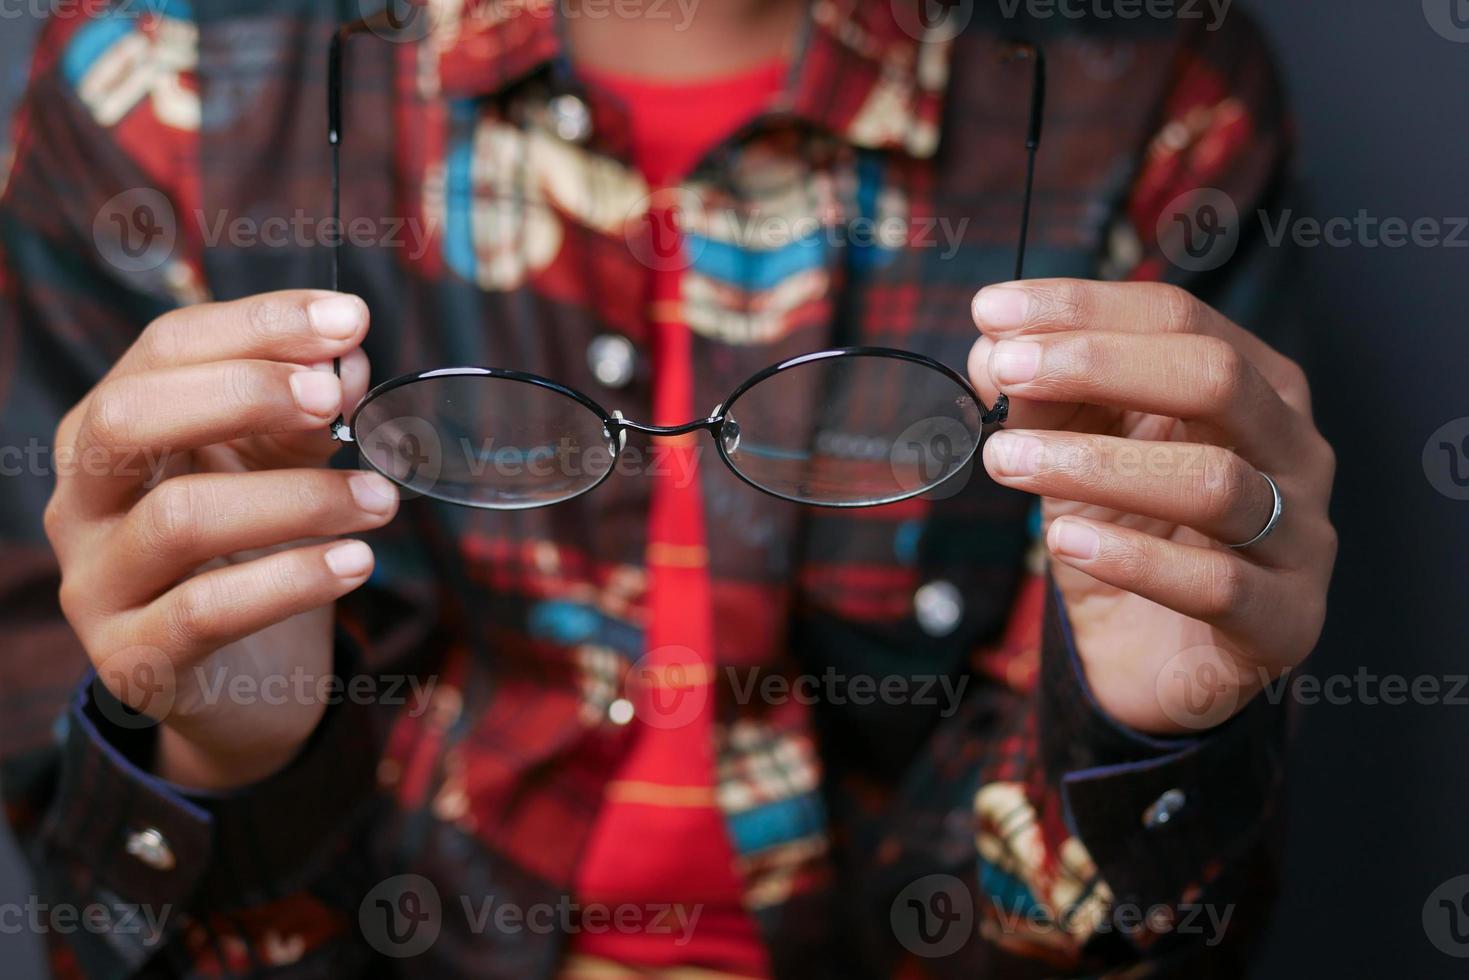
[720,415,741,455]
[609,411,628,452]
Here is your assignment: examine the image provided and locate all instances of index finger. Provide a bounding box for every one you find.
[971,279,1311,417]
[111,290,370,379]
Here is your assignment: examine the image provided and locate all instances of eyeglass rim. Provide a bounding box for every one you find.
[345,346,1008,510]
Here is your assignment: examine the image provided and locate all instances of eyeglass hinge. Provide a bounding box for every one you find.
[985,394,1010,426]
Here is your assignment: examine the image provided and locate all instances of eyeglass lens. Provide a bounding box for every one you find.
[354,372,618,509]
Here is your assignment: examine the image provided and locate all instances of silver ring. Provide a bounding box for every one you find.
[1228,472,1283,550]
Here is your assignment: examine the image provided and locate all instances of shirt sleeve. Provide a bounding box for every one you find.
[963,11,1298,973]
[984,579,1285,965]
[0,13,393,978]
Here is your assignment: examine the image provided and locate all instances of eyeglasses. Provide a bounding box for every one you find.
[324,9,1045,510]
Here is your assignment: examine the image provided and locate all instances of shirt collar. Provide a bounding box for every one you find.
[429,0,955,158]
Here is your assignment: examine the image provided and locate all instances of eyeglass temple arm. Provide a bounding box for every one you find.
[327,34,1043,442]
[328,11,401,442]
[981,42,1045,429]
[1010,41,1046,283]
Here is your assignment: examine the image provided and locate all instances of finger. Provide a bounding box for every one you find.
[1044,515,1275,633]
[240,346,372,467]
[67,360,345,512]
[113,291,370,378]
[972,279,1312,417]
[129,539,376,667]
[95,468,398,608]
[981,331,1301,467]
[984,432,1280,554]
[967,334,1090,433]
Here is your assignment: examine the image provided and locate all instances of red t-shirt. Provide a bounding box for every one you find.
[569,61,786,978]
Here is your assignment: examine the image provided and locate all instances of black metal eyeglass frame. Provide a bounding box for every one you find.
[324,8,1046,509]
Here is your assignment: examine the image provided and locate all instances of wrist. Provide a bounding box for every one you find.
[155,723,308,791]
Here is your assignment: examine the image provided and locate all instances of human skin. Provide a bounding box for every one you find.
[44,291,396,789]
[969,279,1336,735]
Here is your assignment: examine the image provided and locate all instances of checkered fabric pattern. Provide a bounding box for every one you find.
[0,1,1295,976]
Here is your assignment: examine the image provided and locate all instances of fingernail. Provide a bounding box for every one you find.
[1051,520,1101,560]
[308,295,367,340]
[290,370,341,417]
[991,340,1041,385]
[973,286,1029,328]
[986,432,1043,477]
[325,540,373,578]
[349,472,398,515]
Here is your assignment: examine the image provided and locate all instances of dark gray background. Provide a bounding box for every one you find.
[2,2,1466,975]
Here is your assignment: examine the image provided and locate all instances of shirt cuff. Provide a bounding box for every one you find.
[42,633,379,915]
[1038,580,1285,918]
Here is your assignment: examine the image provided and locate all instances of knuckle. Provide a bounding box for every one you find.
[1060,333,1103,380]
[1200,448,1253,526]
[138,312,187,366]
[54,403,84,451]
[1200,557,1247,618]
[1320,522,1340,565]
[291,474,340,522]
[1197,337,1249,408]
[243,295,302,344]
[141,480,207,556]
[220,361,273,413]
[161,583,215,651]
[42,496,67,548]
[1278,358,1311,402]
[1028,280,1089,327]
[264,554,307,598]
[57,574,89,625]
[1105,537,1154,587]
[1056,438,1107,490]
[1315,435,1338,484]
[1154,283,1203,334]
[83,381,137,449]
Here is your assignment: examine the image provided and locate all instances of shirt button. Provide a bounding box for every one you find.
[588,334,636,389]
[549,94,592,143]
[124,827,176,871]
[1143,788,1187,829]
[608,698,635,725]
[914,580,963,637]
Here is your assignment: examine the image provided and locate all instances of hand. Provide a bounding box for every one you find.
[968,279,1336,735]
[44,291,396,788]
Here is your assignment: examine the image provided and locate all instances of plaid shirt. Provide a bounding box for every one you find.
[0,1,1296,977]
